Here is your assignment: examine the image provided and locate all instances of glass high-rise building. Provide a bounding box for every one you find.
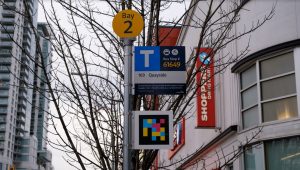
[0,1,52,169]
[34,23,53,170]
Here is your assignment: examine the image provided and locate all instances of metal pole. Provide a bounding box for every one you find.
[123,38,134,170]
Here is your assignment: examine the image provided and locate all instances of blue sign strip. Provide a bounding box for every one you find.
[135,84,186,95]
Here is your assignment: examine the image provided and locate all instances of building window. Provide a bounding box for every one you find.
[265,137,300,170]
[240,51,298,129]
[225,163,234,170]
[244,143,264,170]
[240,64,259,129]
[244,136,300,170]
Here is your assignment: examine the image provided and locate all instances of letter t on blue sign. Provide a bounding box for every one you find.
[135,46,160,71]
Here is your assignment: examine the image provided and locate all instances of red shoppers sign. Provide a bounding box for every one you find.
[196,48,215,127]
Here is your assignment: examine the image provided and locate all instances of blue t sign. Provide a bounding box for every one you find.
[134,46,186,95]
[135,46,160,71]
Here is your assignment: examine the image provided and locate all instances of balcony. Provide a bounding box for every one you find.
[17,99,27,108]
[0,49,11,54]
[23,31,32,39]
[22,64,29,70]
[2,10,15,17]
[3,0,17,2]
[0,125,6,131]
[14,140,25,146]
[0,99,8,106]
[17,116,25,124]
[18,88,27,95]
[17,104,26,111]
[0,81,10,90]
[0,107,7,113]
[14,155,29,162]
[20,68,29,76]
[0,73,10,80]
[18,93,26,100]
[38,150,52,163]
[0,49,12,57]
[0,41,13,48]
[0,116,6,122]
[0,33,14,40]
[23,27,32,35]
[0,58,11,64]
[23,46,31,54]
[0,90,9,97]
[16,124,25,130]
[26,1,33,12]
[3,2,16,8]
[19,77,28,84]
[14,149,22,154]
[14,147,29,154]
[0,142,4,148]
[1,17,15,25]
[22,37,31,46]
[15,131,25,138]
[1,26,15,34]
[0,66,10,73]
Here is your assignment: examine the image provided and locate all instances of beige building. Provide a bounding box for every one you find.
[157,0,300,169]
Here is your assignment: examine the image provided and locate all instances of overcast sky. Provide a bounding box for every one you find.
[37,1,190,169]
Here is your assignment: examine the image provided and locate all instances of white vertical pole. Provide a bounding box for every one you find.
[123,38,134,170]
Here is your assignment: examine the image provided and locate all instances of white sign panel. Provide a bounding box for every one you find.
[134,46,186,95]
[132,111,173,149]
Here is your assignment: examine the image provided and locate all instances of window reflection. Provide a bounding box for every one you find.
[262,97,298,122]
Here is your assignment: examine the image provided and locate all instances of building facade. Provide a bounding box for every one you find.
[158,0,300,169]
[34,23,52,170]
[0,1,52,170]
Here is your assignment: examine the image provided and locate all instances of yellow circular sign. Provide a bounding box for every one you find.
[112,10,144,38]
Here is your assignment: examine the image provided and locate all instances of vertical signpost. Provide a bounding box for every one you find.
[112,10,143,170]
[113,9,187,170]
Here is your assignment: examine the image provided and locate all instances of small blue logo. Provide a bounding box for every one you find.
[199,52,210,65]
